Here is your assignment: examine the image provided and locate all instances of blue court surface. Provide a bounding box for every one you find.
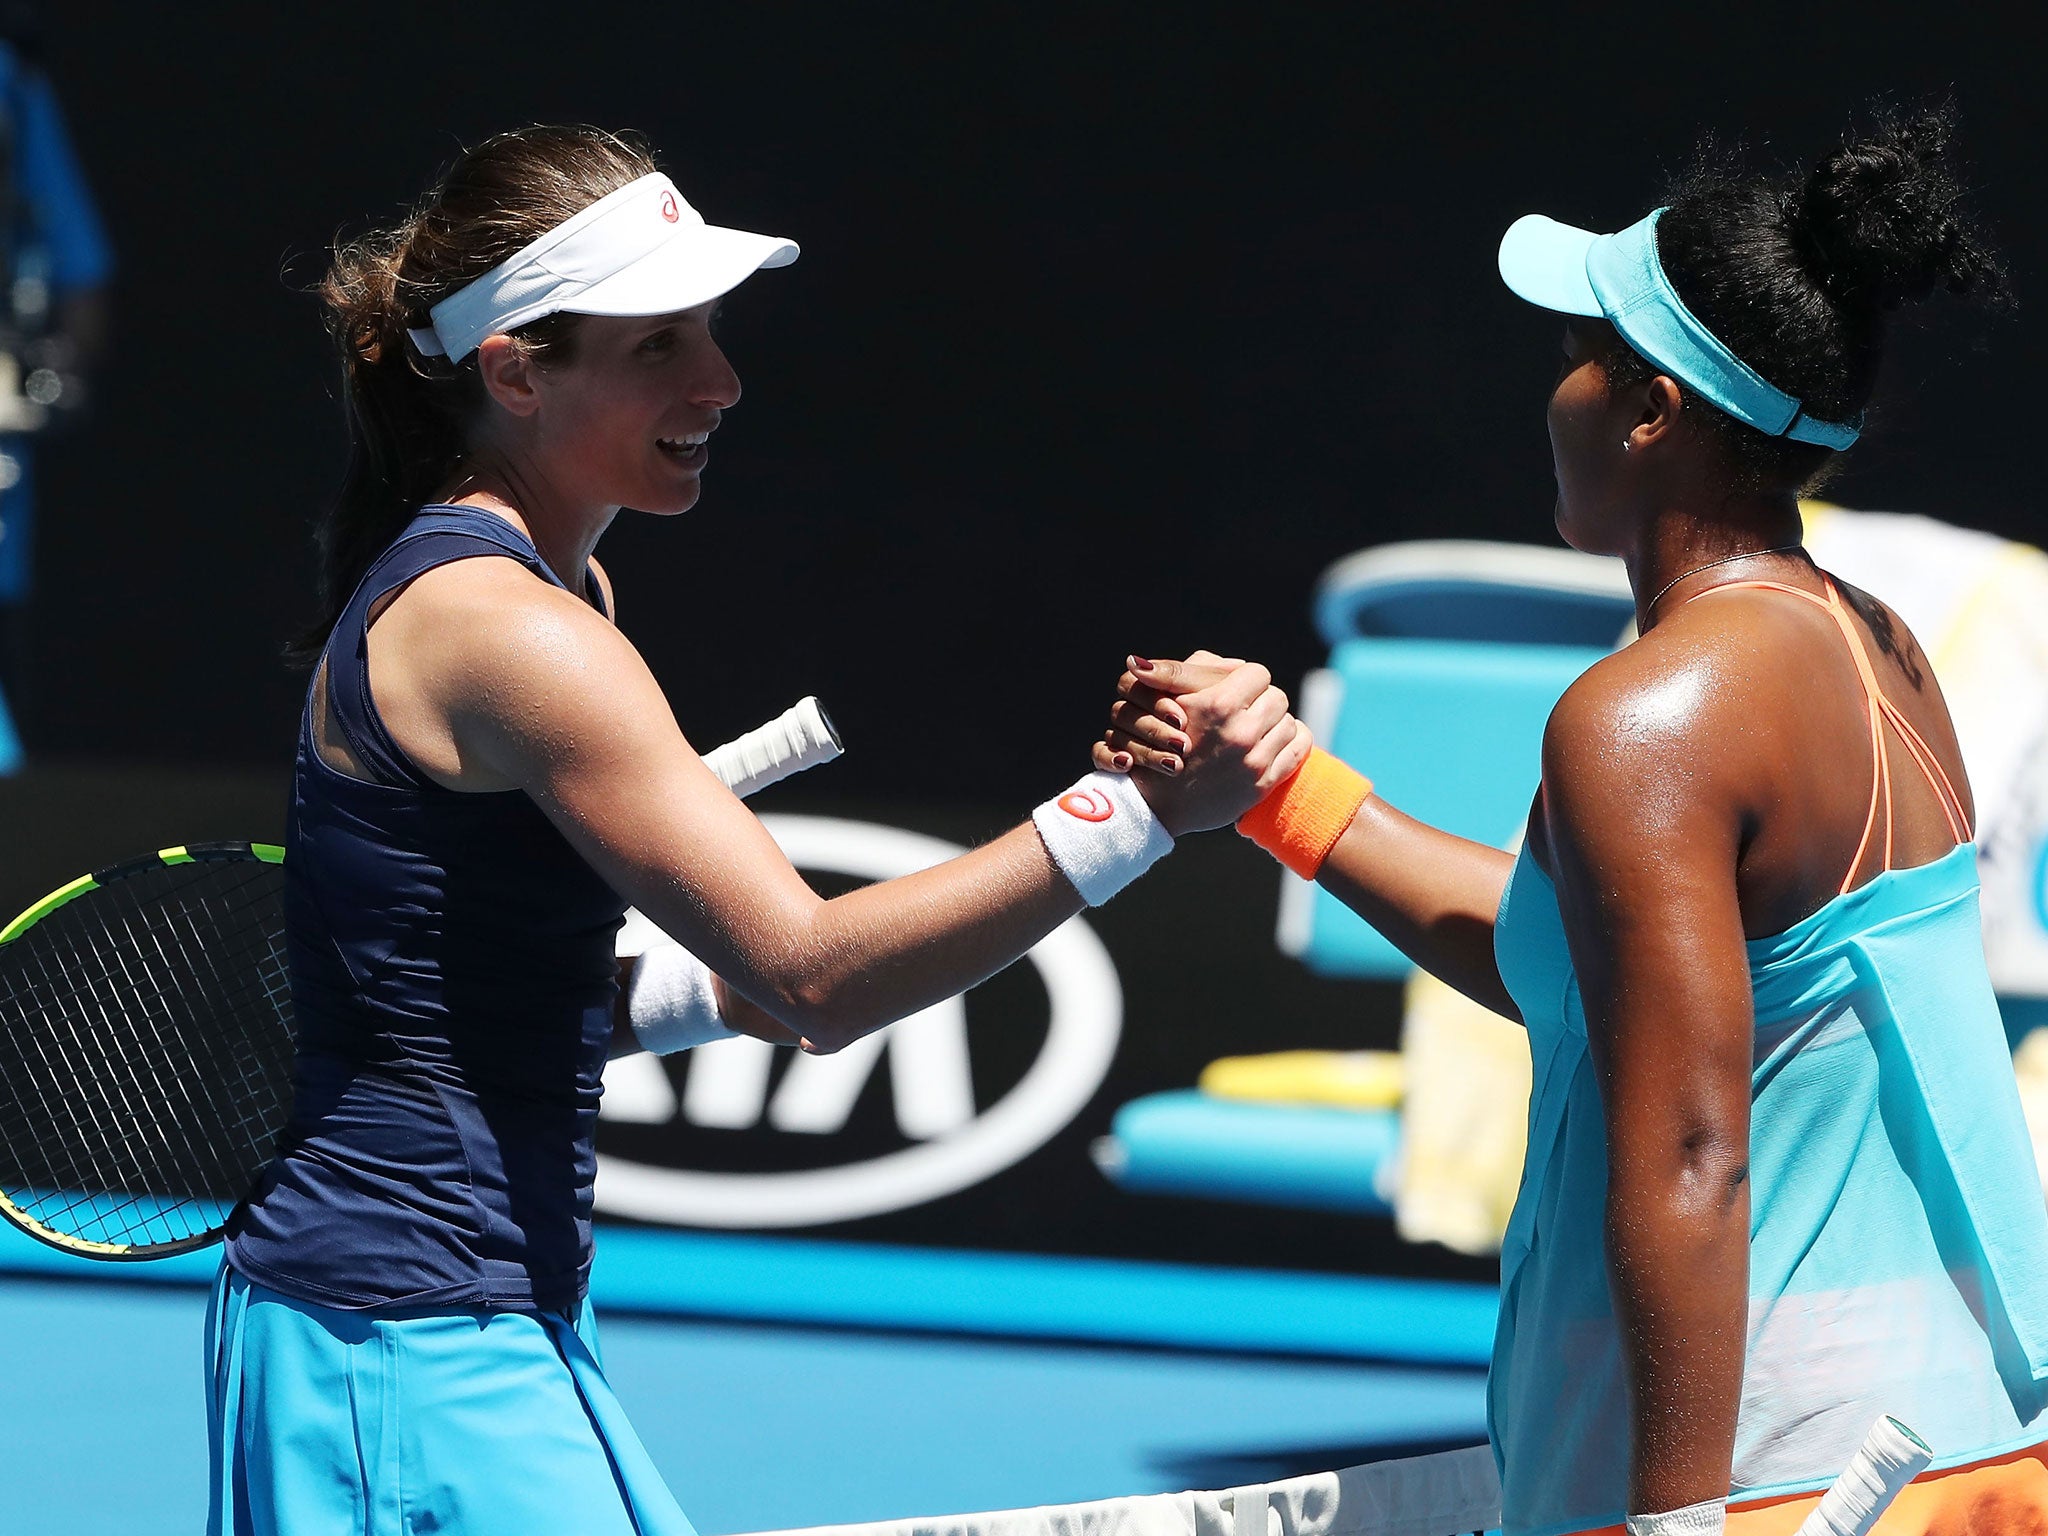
[0,1230,1493,1536]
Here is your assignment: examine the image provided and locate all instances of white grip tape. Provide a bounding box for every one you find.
[1031,771,1173,907]
[1795,1417,1932,1536]
[1627,1500,1724,1535]
[627,942,740,1055]
[702,696,842,799]
[617,698,843,1050]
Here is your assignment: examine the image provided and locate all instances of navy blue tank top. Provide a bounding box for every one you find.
[225,507,627,1312]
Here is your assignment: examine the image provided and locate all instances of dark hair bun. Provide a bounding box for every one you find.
[1788,103,2005,311]
[1642,100,2006,493]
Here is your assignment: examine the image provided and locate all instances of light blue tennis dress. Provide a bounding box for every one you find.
[1488,578,2048,1536]
[206,1265,681,1535]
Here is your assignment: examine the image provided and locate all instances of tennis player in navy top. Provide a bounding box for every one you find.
[203,125,1312,1535]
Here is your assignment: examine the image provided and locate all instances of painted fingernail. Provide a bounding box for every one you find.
[1160,757,1182,776]
[1129,656,1155,672]
[1113,752,1133,770]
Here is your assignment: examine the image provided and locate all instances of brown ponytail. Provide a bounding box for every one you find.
[290,125,658,664]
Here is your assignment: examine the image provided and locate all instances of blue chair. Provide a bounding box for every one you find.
[1096,1090,1399,1216]
[1280,541,1626,977]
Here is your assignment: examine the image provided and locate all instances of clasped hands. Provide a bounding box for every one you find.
[1093,651,1310,837]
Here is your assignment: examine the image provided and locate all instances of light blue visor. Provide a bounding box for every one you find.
[1498,208,1860,450]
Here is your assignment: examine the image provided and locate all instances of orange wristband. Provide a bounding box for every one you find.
[1236,748,1372,879]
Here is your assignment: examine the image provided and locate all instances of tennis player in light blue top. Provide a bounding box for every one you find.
[1104,105,2048,1535]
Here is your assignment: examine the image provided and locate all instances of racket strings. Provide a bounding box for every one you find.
[0,858,295,1251]
[6,897,219,1237]
[2,919,156,1208]
[26,871,290,1239]
[130,869,297,1195]
[44,887,247,1198]
[122,886,279,1182]
[58,912,203,1202]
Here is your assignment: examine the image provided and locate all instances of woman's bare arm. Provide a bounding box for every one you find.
[1541,657,1754,1519]
[1315,800,1518,1017]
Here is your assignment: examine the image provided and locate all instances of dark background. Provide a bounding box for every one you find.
[5,2,2041,1280]
[13,3,2043,795]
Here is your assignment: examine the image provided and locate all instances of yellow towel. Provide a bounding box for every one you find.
[1394,970,1531,1256]
[1197,1049,1404,1110]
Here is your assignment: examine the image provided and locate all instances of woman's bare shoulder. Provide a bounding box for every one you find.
[1541,598,1819,825]
[1577,588,1842,725]
[378,555,647,715]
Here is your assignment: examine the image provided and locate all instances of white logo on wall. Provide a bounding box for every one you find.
[595,815,1123,1228]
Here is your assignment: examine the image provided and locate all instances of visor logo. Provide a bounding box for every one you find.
[1058,788,1115,823]
[596,815,1122,1229]
[659,191,680,224]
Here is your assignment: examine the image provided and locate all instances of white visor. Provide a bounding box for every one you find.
[409,172,798,363]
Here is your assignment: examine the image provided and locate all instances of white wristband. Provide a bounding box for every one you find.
[1626,1500,1725,1535]
[1031,771,1174,907]
[628,942,742,1054]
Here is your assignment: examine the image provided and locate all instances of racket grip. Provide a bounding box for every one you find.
[703,696,843,800]
[618,700,846,960]
[1794,1416,1933,1536]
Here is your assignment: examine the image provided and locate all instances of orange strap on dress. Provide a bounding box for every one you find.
[1684,576,1971,894]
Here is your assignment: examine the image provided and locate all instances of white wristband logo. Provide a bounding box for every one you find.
[1057,786,1116,823]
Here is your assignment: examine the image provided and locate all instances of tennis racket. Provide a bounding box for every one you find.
[0,696,842,1262]
[1795,1415,1933,1536]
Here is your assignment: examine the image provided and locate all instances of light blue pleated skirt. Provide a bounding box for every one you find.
[205,1262,697,1536]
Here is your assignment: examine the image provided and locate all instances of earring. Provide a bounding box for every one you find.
[1621,438,1633,452]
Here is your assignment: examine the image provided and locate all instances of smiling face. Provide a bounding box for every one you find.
[1546,317,1645,554]
[511,300,742,516]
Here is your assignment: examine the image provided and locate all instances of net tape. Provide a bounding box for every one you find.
[741,1446,1502,1536]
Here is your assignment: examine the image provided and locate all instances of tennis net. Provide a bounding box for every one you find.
[743,1445,1501,1536]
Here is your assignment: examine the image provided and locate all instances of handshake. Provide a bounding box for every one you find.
[1089,650,1314,839]
[681,649,1371,1060]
